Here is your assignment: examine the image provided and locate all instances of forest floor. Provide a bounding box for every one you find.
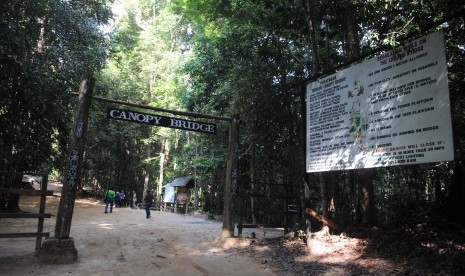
[0,181,464,275]
[245,219,465,275]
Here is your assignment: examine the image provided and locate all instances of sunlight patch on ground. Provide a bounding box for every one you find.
[75,198,102,206]
[96,223,116,230]
[206,248,223,253]
[307,236,362,263]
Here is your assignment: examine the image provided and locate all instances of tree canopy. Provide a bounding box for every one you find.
[0,0,113,172]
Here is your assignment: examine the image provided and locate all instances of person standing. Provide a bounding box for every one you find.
[114,190,120,208]
[132,191,137,209]
[104,187,116,214]
[144,190,153,219]
[120,189,125,207]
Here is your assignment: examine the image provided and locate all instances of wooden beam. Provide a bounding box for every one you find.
[72,92,233,122]
[237,224,286,229]
[0,213,52,219]
[305,208,342,231]
[0,189,53,196]
[0,232,50,238]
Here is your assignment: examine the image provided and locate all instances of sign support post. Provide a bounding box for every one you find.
[222,115,239,238]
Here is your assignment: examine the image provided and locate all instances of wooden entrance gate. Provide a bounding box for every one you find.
[0,171,54,251]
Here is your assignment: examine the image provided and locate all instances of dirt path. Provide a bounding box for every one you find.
[0,184,281,276]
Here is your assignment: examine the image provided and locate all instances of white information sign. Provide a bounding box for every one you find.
[163,183,175,203]
[306,30,454,172]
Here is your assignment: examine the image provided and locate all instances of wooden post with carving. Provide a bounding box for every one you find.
[38,75,95,264]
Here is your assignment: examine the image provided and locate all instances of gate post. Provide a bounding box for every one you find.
[222,115,239,238]
[38,75,95,264]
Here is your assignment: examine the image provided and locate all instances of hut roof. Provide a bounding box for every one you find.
[170,176,195,188]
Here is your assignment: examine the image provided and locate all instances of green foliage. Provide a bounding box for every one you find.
[177,1,312,218]
[85,0,192,195]
[206,211,215,220]
[0,0,112,172]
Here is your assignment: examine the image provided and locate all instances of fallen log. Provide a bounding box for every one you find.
[305,208,341,231]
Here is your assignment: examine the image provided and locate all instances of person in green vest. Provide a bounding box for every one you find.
[104,187,116,214]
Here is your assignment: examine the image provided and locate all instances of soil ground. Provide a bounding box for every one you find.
[0,182,281,276]
[1,181,464,275]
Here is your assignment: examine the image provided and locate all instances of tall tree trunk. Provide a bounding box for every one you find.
[330,172,341,221]
[193,141,199,210]
[216,178,222,214]
[347,170,359,223]
[305,0,326,234]
[4,174,22,212]
[305,0,321,74]
[358,169,376,225]
[344,0,360,62]
[344,0,376,226]
[156,138,169,203]
[448,161,465,226]
[320,172,330,217]
[143,143,152,201]
[250,147,256,224]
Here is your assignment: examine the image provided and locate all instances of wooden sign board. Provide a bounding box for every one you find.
[107,107,217,134]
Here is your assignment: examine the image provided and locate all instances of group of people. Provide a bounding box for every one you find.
[104,187,153,219]
[104,188,138,213]
[114,189,125,207]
